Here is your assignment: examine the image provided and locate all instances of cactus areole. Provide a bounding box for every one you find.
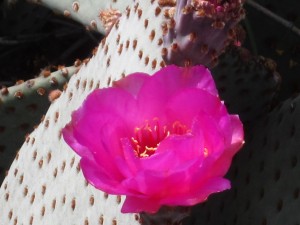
[62,65,244,213]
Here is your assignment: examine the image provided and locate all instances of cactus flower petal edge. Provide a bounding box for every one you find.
[63,65,244,213]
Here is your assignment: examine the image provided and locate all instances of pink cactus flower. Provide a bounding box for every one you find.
[63,65,244,213]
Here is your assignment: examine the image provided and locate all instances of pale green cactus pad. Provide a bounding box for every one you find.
[186,93,300,225]
[244,0,300,100]
[0,1,168,224]
[213,46,281,124]
[0,65,79,183]
[2,0,295,224]
[28,0,129,34]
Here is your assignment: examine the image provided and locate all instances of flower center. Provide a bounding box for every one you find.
[131,118,189,158]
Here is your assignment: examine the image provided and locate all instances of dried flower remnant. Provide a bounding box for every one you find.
[63,65,244,213]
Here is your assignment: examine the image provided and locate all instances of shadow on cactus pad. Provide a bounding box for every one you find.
[0,65,80,183]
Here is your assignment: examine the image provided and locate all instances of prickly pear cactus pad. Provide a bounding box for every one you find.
[28,0,129,33]
[212,46,281,124]
[163,0,245,67]
[0,1,173,224]
[244,0,300,101]
[1,0,300,224]
[0,65,78,183]
[186,93,300,225]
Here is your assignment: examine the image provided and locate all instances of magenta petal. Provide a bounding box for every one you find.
[206,115,244,177]
[122,196,161,213]
[140,134,204,171]
[123,160,221,208]
[63,65,244,214]
[83,88,139,126]
[62,123,94,159]
[63,88,138,154]
[165,88,224,127]
[63,88,139,179]
[125,156,204,197]
[64,112,128,180]
[120,138,141,175]
[191,113,226,159]
[162,177,231,206]
[150,65,218,96]
[113,72,150,97]
[80,158,126,195]
[129,170,172,196]
[229,115,244,151]
[137,65,218,120]
[63,87,138,157]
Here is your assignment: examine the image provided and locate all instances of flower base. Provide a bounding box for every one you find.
[139,206,191,225]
